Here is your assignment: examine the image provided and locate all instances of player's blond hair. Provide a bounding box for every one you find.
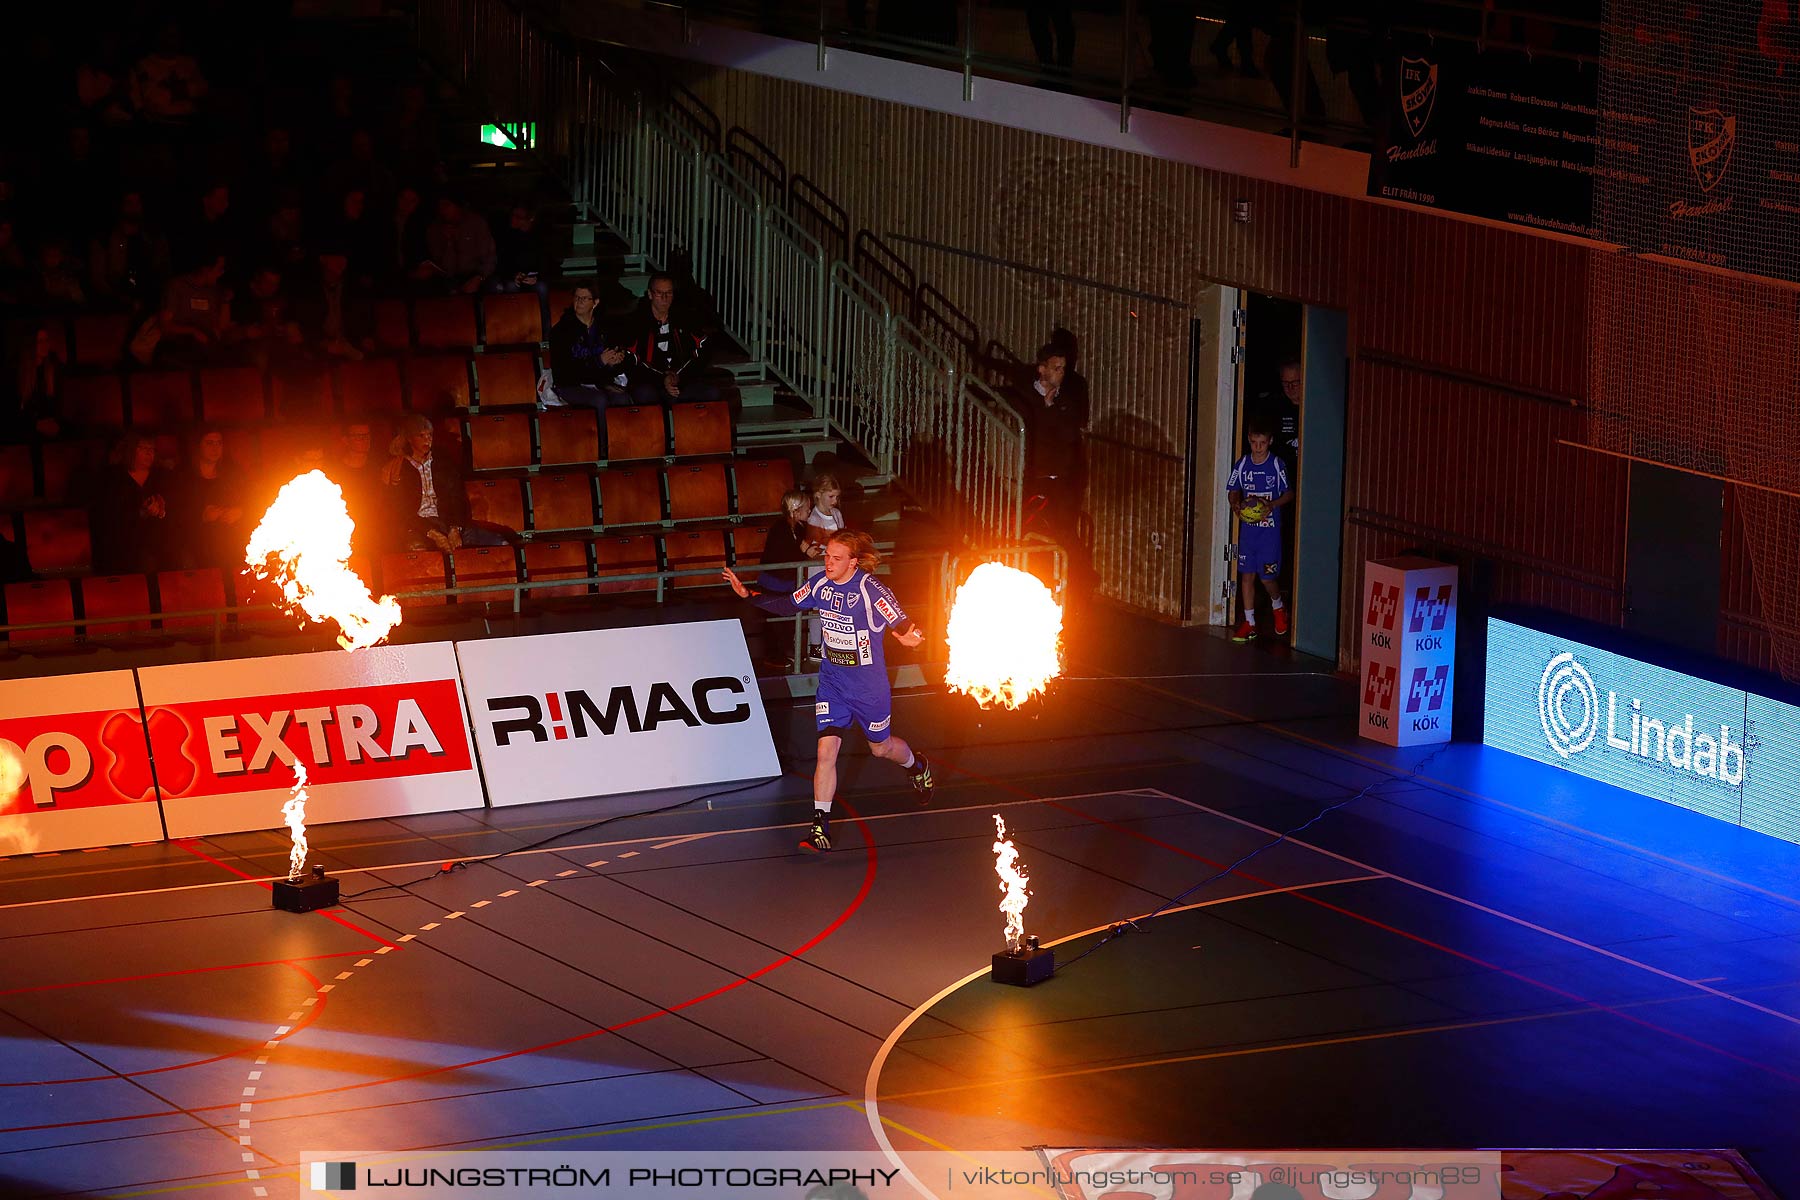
[826,529,881,572]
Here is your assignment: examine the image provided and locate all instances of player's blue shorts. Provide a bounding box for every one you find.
[815,669,893,742]
[1236,526,1283,580]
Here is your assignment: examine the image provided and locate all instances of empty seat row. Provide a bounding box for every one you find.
[3,528,773,643]
[1,457,791,574]
[52,352,540,429]
[16,291,566,371]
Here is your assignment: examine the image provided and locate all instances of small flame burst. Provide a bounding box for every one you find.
[245,471,401,651]
[283,762,310,881]
[993,815,1031,954]
[945,563,1063,710]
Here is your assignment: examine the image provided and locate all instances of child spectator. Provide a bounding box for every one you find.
[763,488,825,567]
[1227,420,1292,642]
[806,472,846,545]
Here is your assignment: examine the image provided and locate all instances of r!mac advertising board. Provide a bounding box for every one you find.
[455,620,780,807]
[1484,617,1800,846]
[136,643,484,838]
[0,670,165,855]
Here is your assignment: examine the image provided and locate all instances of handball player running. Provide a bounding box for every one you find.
[723,529,934,853]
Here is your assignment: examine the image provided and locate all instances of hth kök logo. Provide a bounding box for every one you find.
[1408,584,1453,652]
[1364,662,1398,730]
[1405,664,1450,734]
[1366,582,1401,649]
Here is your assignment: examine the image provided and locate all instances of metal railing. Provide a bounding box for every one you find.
[417,0,1026,547]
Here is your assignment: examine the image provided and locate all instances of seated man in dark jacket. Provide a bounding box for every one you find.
[616,273,719,405]
[545,281,629,410]
[385,413,509,551]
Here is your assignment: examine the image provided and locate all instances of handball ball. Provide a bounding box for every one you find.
[1239,500,1269,524]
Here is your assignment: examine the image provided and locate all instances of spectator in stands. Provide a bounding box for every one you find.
[34,240,87,307]
[130,24,209,122]
[237,266,304,368]
[545,282,628,411]
[168,427,246,568]
[618,274,717,404]
[295,248,376,360]
[10,326,63,440]
[385,413,507,551]
[383,82,440,182]
[390,185,433,285]
[806,473,847,544]
[158,254,234,362]
[763,488,824,566]
[89,190,171,309]
[324,131,396,218]
[180,182,242,273]
[243,127,305,224]
[491,204,547,294]
[1019,340,1088,542]
[91,433,171,575]
[259,191,309,273]
[74,33,133,128]
[416,196,495,294]
[331,188,383,289]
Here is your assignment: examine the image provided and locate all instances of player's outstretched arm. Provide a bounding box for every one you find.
[721,566,750,598]
[895,624,925,648]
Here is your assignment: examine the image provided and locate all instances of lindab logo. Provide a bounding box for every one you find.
[1539,651,1744,785]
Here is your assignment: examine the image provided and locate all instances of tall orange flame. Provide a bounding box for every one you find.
[245,470,401,651]
[283,762,310,880]
[946,562,1063,710]
[993,814,1031,953]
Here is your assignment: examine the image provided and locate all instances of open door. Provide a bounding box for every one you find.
[1183,284,1243,625]
[1292,305,1348,661]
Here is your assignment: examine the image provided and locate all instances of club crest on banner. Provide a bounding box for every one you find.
[1688,107,1736,192]
[1400,57,1438,139]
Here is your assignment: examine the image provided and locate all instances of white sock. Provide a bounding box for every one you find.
[1271,598,1284,610]
[901,750,915,769]
[1245,610,1257,626]
[815,802,833,818]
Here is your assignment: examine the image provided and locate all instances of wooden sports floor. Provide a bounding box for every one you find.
[3,616,1798,1199]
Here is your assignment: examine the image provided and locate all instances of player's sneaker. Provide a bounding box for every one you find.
[907,752,934,801]
[799,812,831,853]
[1231,617,1257,642]
[1272,607,1289,636]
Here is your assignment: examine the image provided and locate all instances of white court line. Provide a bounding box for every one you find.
[862,873,1381,1200]
[0,790,1138,912]
[1139,785,1800,1031]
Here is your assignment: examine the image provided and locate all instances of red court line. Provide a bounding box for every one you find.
[0,963,332,1089]
[0,798,877,1132]
[175,839,395,948]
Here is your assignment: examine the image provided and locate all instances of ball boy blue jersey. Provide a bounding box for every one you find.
[1228,452,1290,531]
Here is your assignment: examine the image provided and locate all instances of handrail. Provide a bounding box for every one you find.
[416,0,1027,545]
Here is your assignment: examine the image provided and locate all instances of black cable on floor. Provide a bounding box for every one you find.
[1052,743,1452,972]
[335,775,784,901]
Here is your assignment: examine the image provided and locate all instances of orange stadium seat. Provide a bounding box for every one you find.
[597,467,662,528]
[156,568,227,632]
[522,538,592,600]
[271,366,333,420]
[414,296,479,350]
[373,299,411,352]
[593,534,658,593]
[467,412,533,471]
[199,366,268,424]
[473,351,537,407]
[529,473,596,533]
[465,478,526,531]
[0,445,32,507]
[452,546,519,604]
[666,462,729,522]
[604,406,666,461]
[128,371,196,428]
[338,358,405,417]
[664,530,727,590]
[22,509,91,574]
[40,440,105,504]
[731,524,768,566]
[61,373,125,427]
[5,579,75,643]
[404,355,472,412]
[733,457,795,516]
[80,574,152,636]
[669,402,732,457]
[537,409,599,466]
[71,313,132,368]
[482,293,543,346]
[379,551,449,606]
